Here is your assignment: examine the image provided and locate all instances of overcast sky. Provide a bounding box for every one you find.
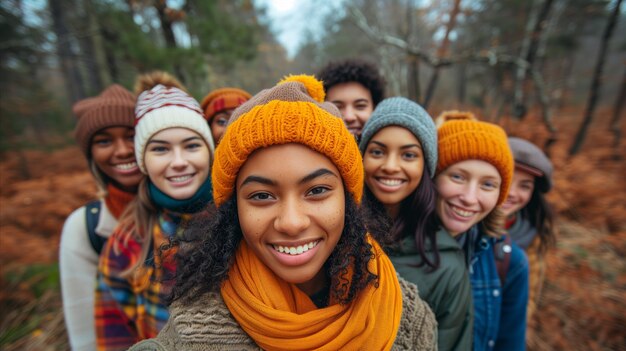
[254,0,346,58]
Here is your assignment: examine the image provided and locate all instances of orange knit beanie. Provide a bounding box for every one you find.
[200,87,252,122]
[212,75,363,207]
[437,117,513,205]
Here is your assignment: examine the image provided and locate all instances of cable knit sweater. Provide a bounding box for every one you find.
[130,275,437,351]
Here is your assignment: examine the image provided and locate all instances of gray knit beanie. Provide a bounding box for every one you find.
[359,97,437,177]
[508,137,553,192]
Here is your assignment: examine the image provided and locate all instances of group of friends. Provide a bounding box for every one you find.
[59,59,556,351]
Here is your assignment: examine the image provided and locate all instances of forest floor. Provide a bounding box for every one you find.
[0,109,624,350]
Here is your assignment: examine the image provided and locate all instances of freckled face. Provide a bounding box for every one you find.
[435,160,501,236]
[326,82,374,137]
[500,168,535,218]
[236,143,345,295]
[363,126,425,218]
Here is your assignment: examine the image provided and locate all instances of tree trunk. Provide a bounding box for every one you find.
[610,69,626,148]
[458,63,466,107]
[513,0,554,119]
[154,0,186,83]
[49,0,85,104]
[569,0,623,155]
[407,56,421,103]
[422,0,462,109]
[84,0,110,90]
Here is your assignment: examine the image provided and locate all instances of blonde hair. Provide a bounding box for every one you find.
[116,178,157,277]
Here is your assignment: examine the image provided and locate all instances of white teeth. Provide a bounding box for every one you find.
[169,175,192,182]
[451,206,473,218]
[115,162,137,170]
[379,178,403,186]
[273,241,318,256]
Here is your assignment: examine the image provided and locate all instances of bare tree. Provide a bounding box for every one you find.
[569,0,623,155]
[609,69,625,148]
[350,6,557,133]
[513,0,554,119]
[423,0,462,109]
[49,0,86,104]
[154,0,185,82]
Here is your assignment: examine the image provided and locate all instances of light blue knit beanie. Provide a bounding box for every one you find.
[359,97,437,177]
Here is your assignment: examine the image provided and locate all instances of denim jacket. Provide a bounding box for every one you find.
[465,226,529,351]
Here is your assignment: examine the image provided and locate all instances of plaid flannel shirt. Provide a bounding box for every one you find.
[95,211,186,351]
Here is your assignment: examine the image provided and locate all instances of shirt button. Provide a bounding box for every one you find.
[488,340,495,348]
[493,289,500,297]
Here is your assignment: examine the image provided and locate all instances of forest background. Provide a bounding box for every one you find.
[0,0,624,350]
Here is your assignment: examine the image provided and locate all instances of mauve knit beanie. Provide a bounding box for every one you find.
[508,137,553,192]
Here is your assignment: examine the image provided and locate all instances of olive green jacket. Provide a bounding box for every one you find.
[388,228,473,351]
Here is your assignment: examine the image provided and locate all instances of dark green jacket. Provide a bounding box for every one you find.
[388,228,473,351]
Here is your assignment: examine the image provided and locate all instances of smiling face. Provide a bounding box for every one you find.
[435,159,501,236]
[144,128,210,200]
[363,126,424,218]
[500,168,535,218]
[326,82,374,137]
[90,126,143,191]
[209,108,235,145]
[236,143,345,295]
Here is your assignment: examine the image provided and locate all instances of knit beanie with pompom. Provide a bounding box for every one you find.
[212,74,364,207]
[133,71,215,174]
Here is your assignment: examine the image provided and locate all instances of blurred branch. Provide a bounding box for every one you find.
[350,6,556,133]
[350,6,526,68]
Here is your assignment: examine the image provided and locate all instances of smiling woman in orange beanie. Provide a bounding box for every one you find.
[200,87,251,145]
[130,75,436,351]
[435,116,528,351]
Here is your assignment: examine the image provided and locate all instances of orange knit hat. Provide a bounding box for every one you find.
[437,117,513,205]
[212,75,363,207]
[200,87,252,122]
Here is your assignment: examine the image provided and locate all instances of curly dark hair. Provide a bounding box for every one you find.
[167,189,378,306]
[363,172,440,271]
[317,59,386,106]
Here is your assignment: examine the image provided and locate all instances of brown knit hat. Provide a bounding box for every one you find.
[212,75,363,207]
[73,84,136,157]
[437,117,514,205]
[200,87,252,122]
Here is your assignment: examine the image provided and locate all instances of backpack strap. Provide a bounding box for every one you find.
[493,235,513,286]
[85,200,107,255]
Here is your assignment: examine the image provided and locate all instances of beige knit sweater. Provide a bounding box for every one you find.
[130,275,437,350]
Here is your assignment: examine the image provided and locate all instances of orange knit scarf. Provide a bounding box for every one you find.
[220,235,403,351]
[104,184,135,219]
